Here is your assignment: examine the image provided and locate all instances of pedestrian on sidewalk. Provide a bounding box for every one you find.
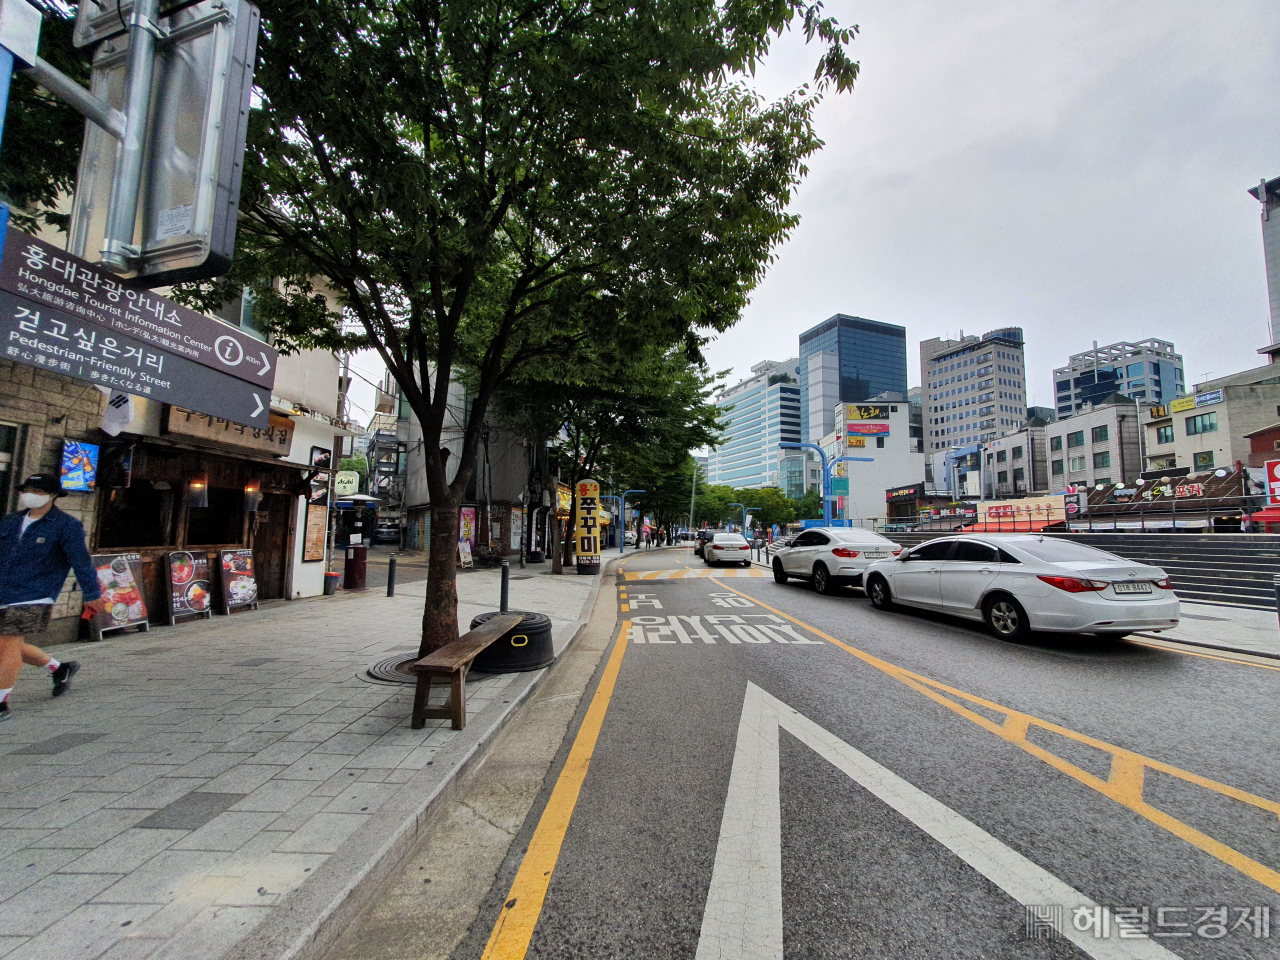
[0,475,103,721]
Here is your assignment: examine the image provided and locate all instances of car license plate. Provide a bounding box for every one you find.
[1112,582,1153,594]
[863,551,888,559]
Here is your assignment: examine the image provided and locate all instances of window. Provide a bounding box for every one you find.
[186,488,247,545]
[1194,451,1214,470]
[996,450,1007,463]
[1069,455,1086,472]
[1156,425,1174,445]
[1012,446,1023,459]
[997,470,1008,483]
[1013,467,1025,484]
[1050,436,1063,451]
[1067,431,1084,447]
[1096,477,1111,485]
[795,531,830,546]
[1093,451,1110,469]
[1052,459,1064,475]
[1016,539,1123,562]
[953,541,998,563]
[907,541,954,561]
[96,481,177,548]
[997,548,1021,564]
[1127,380,1145,389]
[875,436,885,448]
[1091,425,1108,443]
[1126,362,1145,378]
[1185,412,1218,436]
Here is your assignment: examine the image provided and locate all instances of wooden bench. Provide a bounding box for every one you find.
[410,614,523,730]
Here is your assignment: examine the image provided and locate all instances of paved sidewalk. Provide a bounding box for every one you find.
[1134,600,1280,658]
[0,564,599,960]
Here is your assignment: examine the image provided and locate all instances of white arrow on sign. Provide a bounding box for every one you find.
[258,351,272,377]
[251,393,265,419]
[696,683,1177,960]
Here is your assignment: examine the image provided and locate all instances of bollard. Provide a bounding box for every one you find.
[501,558,510,613]
[387,554,397,597]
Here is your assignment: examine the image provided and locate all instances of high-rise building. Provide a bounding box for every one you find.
[1248,177,1280,360]
[705,359,804,492]
[920,327,1026,452]
[1051,339,1183,418]
[798,315,907,442]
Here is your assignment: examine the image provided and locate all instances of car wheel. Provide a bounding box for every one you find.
[742,560,751,568]
[867,575,892,609]
[984,594,1031,642]
[812,563,834,595]
[772,560,788,584]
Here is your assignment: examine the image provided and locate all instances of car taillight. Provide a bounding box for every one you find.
[831,547,861,558]
[712,544,723,550]
[1155,576,1174,589]
[739,545,749,550]
[1037,575,1107,593]
[892,549,902,556]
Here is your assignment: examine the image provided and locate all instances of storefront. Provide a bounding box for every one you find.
[885,483,925,524]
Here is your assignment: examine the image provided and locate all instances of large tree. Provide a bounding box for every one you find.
[181,0,858,654]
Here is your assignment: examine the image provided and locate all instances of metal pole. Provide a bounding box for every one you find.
[0,47,11,158]
[386,554,397,596]
[500,558,510,613]
[22,57,126,139]
[688,464,698,537]
[100,0,162,270]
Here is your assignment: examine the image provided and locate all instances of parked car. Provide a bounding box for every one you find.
[624,529,638,547]
[374,522,400,544]
[862,535,1180,642]
[704,532,752,567]
[693,529,721,558]
[771,527,902,595]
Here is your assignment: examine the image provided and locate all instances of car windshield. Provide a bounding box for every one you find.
[714,534,747,544]
[1012,538,1122,563]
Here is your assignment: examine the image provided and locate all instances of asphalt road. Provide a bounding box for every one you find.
[453,545,1280,960]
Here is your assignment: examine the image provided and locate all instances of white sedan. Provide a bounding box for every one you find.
[771,527,903,595]
[704,532,753,567]
[862,534,1179,641]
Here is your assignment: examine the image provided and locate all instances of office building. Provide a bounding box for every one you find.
[1045,398,1143,492]
[1052,340,1183,418]
[1026,405,1057,423]
[799,315,907,443]
[920,326,1026,452]
[1142,364,1280,474]
[705,359,804,491]
[983,423,1049,498]
[1248,177,1280,361]
[818,397,924,527]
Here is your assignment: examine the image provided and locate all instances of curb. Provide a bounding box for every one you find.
[1131,633,1280,661]
[222,569,610,960]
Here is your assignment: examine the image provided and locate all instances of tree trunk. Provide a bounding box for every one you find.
[420,496,460,656]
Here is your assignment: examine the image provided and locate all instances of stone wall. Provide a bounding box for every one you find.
[0,359,107,640]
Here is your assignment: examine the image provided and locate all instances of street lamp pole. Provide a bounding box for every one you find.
[727,502,745,533]
[688,464,699,535]
[620,489,646,553]
[825,456,874,527]
[780,442,830,525]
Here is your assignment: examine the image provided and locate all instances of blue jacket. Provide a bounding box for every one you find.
[0,505,101,606]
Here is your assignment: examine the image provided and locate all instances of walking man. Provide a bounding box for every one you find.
[0,474,103,720]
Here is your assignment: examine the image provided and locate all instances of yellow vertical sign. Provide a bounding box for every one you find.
[574,479,601,575]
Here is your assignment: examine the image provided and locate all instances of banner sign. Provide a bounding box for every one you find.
[1,225,277,387]
[556,482,572,518]
[61,440,99,491]
[90,553,148,633]
[460,506,476,548]
[220,549,259,612]
[848,437,866,447]
[846,404,889,421]
[574,478,601,575]
[334,470,360,496]
[830,477,849,495]
[886,483,923,501]
[0,290,271,427]
[303,504,328,561]
[1267,460,1280,506]
[846,421,890,436]
[1169,396,1195,414]
[167,551,213,623]
[510,507,523,550]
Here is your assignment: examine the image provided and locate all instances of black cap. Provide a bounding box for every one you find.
[19,474,64,496]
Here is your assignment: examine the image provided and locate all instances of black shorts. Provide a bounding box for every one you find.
[0,604,53,636]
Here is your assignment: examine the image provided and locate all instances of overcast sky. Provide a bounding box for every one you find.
[705,0,1280,404]
[349,0,1279,422]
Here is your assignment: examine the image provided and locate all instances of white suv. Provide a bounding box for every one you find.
[772,527,902,595]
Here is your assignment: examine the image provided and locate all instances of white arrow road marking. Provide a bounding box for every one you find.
[696,683,1180,960]
[251,393,264,418]
[258,351,272,376]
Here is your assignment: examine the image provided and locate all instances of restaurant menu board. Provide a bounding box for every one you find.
[303,503,328,562]
[90,553,148,633]
[61,440,99,491]
[220,549,259,611]
[167,551,213,622]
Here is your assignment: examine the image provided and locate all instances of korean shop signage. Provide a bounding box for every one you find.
[0,225,278,388]
[165,406,295,455]
[846,404,889,420]
[846,421,890,436]
[0,290,271,426]
[574,479,601,576]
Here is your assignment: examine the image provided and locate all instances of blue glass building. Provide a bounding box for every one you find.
[798,315,908,442]
[706,360,804,493]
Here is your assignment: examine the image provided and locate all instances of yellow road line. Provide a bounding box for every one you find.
[480,620,631,960]
[711,576,1280,895]
[1126,637,1280,672]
